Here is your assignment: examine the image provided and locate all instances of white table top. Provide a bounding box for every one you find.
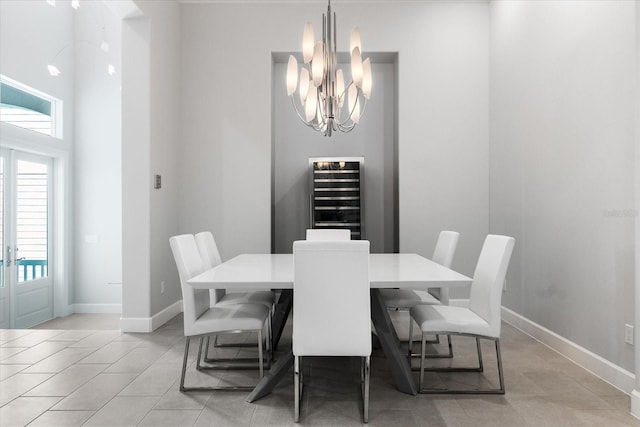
[187,253,472,289]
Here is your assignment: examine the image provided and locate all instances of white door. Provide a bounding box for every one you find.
[0,149,53,329]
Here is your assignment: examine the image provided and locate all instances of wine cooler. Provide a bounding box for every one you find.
[309,157,364,239]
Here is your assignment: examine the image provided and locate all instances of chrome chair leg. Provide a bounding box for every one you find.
[179,337,191,392]
[418,334,505,394]
[195,336,205,371]
[476,337,484,372]
[408,316,414,360]
[363,356,370,423]
[202,329,270,369]
[496,339,505,393]
[180,332,265,392]
[419,333,426,390]
[294,356,301,423]
[258,329,264,378]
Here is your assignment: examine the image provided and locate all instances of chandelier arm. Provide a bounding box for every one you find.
[289,96,317,129]
[334,83,361,125]
[358,95,369,118]
[335,122,357,133]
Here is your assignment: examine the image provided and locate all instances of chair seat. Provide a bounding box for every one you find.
[188,303,269,337]
[216,291,275,309]
[380,289,441,309]
[410,305,494,338]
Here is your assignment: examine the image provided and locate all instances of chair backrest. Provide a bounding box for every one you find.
[429,230,460,304]
[194,231,226,304]
[468,235,515,338]
[431,231,459,268]
[292,240,371,357]
[170,234,210,337]
[195,231,222,268]
[305,229,351,241]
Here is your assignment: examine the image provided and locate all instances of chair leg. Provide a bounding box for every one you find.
[202,330,269,369]
[179,333,264,392]
[496,339,505,393]
[258,329,264,378]
[179,337,191,392]
[408,316,414,360]
[476,337,484,373]
[266,313,273,360]
[294,356,301,423]
[196,336,205,371]
[362,356,370,423]
[418,336,505,394]
[419,333,426,390]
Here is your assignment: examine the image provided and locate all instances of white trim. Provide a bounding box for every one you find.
[449,300,635,395]
[120,300,183,333]
[119,316,151,333]
[632,389,640,420]
[151,300,183,330]
[70,303,122,314]
[501,306,635,394]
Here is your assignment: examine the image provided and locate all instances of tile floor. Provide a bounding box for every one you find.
[1,311,639,426]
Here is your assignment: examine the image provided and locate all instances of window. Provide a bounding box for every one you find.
[0,76,62,138]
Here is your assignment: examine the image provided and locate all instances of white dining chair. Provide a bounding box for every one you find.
[409,234,515,394]
[195,231,275,355]
[305,228,351,241]
[170,234,271,391]
[292,240,371,423]
[195,231,275,309]
[380,231,460,356]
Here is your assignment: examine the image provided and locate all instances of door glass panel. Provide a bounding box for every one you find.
[16,159,47,283]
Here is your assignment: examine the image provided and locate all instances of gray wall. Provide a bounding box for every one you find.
[490,0,636,371]
[272,60,397,254]
[179,1,490,285]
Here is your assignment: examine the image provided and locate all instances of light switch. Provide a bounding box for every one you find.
[154,174,161,189]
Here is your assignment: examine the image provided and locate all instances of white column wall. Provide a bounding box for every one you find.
[136,1,182,318]
[490,0,636,372]
[73,2,123,311]
[121,15,151,326]
[179,1,490,282]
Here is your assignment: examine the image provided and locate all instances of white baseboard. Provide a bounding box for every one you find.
[449,299,634,395]
[120,300,183,333]
[501,305,635,395]
[119,316,152,333]
[70,303,122,314]
[151,300,183,330]
[631,389,640,419]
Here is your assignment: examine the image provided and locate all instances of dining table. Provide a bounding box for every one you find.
[187,252,472,402]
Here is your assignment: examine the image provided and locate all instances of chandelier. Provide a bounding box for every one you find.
[286,0,372,137]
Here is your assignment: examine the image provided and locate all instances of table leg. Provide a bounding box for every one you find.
[247,288,418,403]
[271,289,293,351]
[245,289,294,403]
[246,350,294,402]
[370,289,418,395]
